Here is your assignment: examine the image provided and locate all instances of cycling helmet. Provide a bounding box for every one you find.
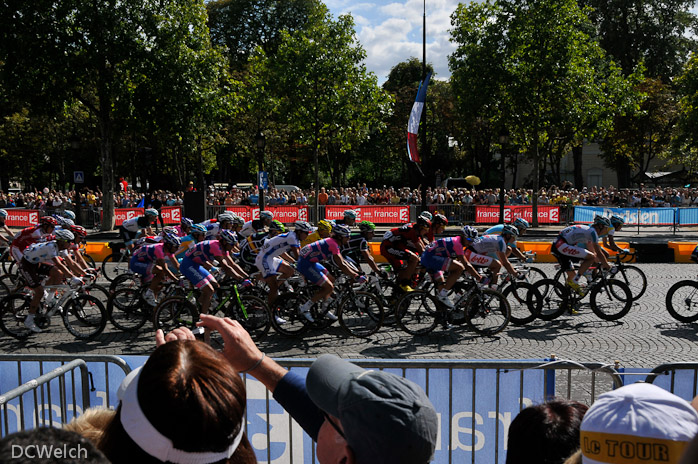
[416,216,432,228]
[145,208,159,217]
[513,218,529,230]
[162,226,178,235]
[317,220,333,232]
[269,220,286,232]
[69,225,88,238]
[502,224,519,236]
[219,229,238,245]
[61,218,75,227]
[40,216,58,226]
[344,209,359,220]
[63,210,76,220]
[54,229,75,242]
[162,232,181,247]
[462,226,478,240]
[259,210,274,220]
[218,212,235,223]
[432,214,448,226]
[190,224,207,235]
[418,211,433,221]
[332,223,352,237]
[593,215,612,228]
[294,221,313,233]
[0,209,6,218]
[610,215,625,227]
[180,217,194,228]
[231,215,244,226]
[358,220,376,232]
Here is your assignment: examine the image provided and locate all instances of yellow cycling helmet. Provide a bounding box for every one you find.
[317,220,333,232]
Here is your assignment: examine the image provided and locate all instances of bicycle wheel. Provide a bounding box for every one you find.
[107,287,148,331]
[531,279,570,321]
[395,291,438,336]
[102,253,130,282]
[0,294,33,339]
[374,279,402,326]
[501,282,539,326]
[666,280,698,323]
[83,284,110,306]
[62,294,107,340]
[464,289,510,336]
[338,291,384,338]
[82,252,97,269]
[270,293,310,337]
[0,279,9,301]
[524,267,547,284]
[229,294,271,341]
[589,279,632,321]
[0,250,13,274]
[614,265,647,301]
[109,273,140,293]
[153,297,199,333]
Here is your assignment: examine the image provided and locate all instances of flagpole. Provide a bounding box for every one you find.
[420,0,428,211]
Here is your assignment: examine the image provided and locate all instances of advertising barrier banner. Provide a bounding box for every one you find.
[475,206,560,224]
[267,206,309,223]
[325,205,410,224]
[160,206,182,225]
[4,209,39,227]
[113,208,144,226]
[224,206,257,221]
[573,206,678,225]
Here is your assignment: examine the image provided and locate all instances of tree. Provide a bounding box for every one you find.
[0,0,231,228]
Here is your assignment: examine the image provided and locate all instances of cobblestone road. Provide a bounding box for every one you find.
[1,263,697,368]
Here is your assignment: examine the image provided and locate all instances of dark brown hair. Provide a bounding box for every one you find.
[99,340,256,464]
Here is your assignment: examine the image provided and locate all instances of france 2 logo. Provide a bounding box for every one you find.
[399,208,409,223]
[28,212,39,224]
[298,208,308,222]
[170,208,181,223]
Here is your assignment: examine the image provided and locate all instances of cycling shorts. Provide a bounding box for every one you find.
[379,243,413,270]
[420,253,450,280]
[255,255,283,279]
[19,259,52,289]
[119,226,138,243]
[180,257,215,289]
[129,255,156,283]
[552,238,588,271]
[297,258,330,286]
[464,248,494,267]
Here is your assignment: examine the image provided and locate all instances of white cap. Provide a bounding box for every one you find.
[580,383,698,464]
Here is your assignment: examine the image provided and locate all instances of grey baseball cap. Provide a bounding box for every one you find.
[306,354,438,464]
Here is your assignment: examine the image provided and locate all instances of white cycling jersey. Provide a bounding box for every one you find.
[23,241,60,264]
[559,225,598,247]
[471,235,507,254]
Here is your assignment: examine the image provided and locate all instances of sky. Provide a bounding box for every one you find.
[326,1,698,85]
[325,0,462,84]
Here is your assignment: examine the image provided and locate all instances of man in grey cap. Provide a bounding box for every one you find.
[196,314,438,464]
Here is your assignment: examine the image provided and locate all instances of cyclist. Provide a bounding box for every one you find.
[174,224,207,260]
[10,216,57,264]
[484,218,530,262]
[465,224,522,287]
[342,220,385,276]
[204,212,236,240]
[239,220,285,272]
[64,225,91,273]
[256,221,313,307]
[119,208,158,249]
[301,219,332,247]
[552,216,612,294]
[296,224,365,322]
[601,214,630,256]
[240,210,274,238]
[180,229,247,317]
[379,216,431,292]
[420,226,485,308]
[334,209,358,227]
[128,232,181,306]
[19,230,83,333]
[175,217,194,237]
[425,213,448,244]
[0,209,14,244]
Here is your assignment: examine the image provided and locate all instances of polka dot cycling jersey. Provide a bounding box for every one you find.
[471,235,507,254]
[424,236,465,258]
[23,241,60,264]
[299,237,341,263]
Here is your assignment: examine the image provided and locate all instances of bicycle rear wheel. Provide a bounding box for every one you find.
[589,279,632,321]
[0,294,32,339]
[502,282,539,326]
[395,291,438,336]
[107,287,149,331]
[109,273,140,293]
[102,253,130,282]
[153,297,199,333]
[615,265,647,301]
[338,291,384,338]
[524,267,548,284]
[62,294,107,340]
[531,279,570,321]
[666,280,698,323]
[464,289,510,336]
[270,293,310,337]
[228,294,271,341]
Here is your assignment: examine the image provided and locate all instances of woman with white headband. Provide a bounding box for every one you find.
[97,337,255,464]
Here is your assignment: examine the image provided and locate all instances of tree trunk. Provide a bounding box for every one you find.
[532,129,540,227]
[572,144,583,188]
[615,157,632,188]
[99,109,115,231]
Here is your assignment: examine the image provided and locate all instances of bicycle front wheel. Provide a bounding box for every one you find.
[395,291,438,336]
[270,293,310,337]
[338,291,384,338]
[153,297,199,333]
[107,287,148,331]
[501,282,539,326]
[531,279,570,321]
[464,289,510,336]
[62,294,107,340]
[666,280,698,323]
[589,279,632,321]
[102,253,130,282]
[228,294,271,341]
[0,294,33,339]
[615,265,647,301]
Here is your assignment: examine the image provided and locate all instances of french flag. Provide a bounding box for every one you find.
[407,72,432,163]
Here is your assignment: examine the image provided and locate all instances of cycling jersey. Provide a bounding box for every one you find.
[381,223,422,251]
[255,231,300,278]
[298,237,341,263]
[122,216,151,233]
[10,226,51,262]
[424,236,465,258]
[239,219,266,238]
[558,225,598,247]
[132,243,172,263]
[23,241,60,264]
[184,240,226,266]
[342,233,370,263]
[484,224,519,248]
[471,235,507,254]
[174,225,187,237]
[204,222,221,240]
[239,231,269,265]
[175,234,198,260]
